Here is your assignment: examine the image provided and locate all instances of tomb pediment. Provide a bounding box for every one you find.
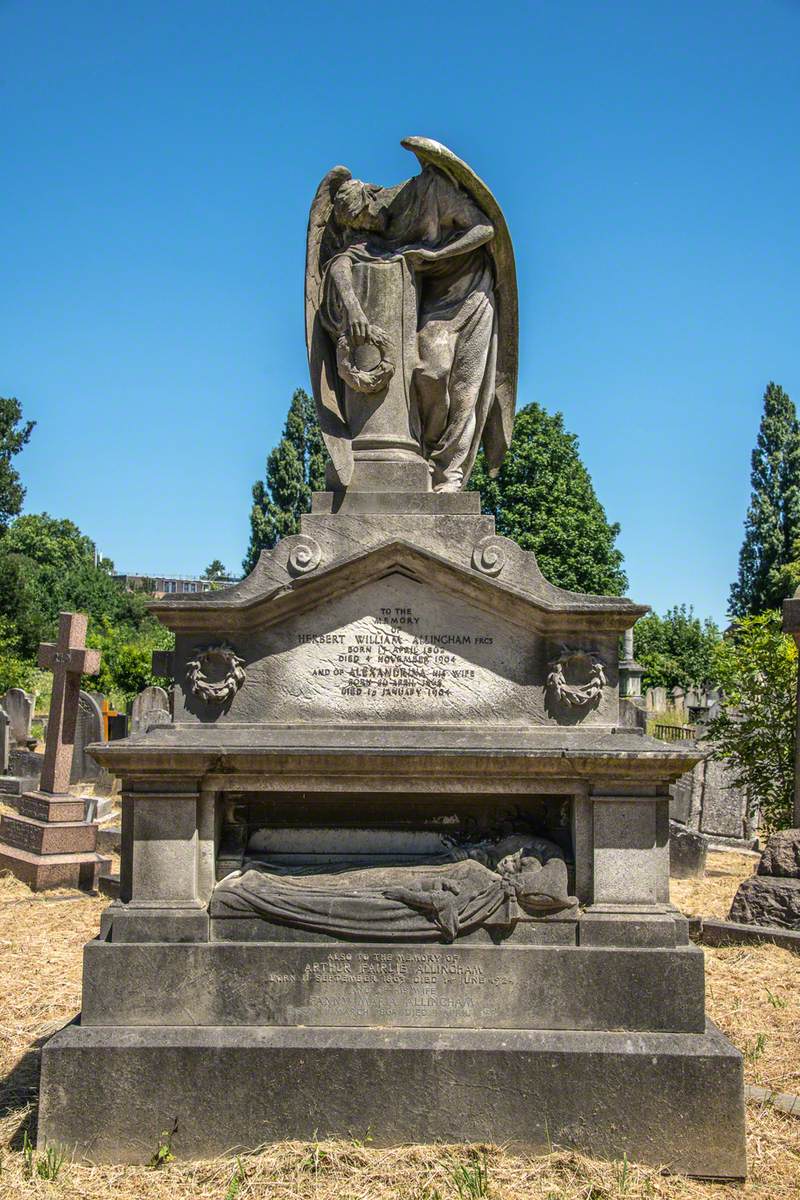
[149,533,646,636]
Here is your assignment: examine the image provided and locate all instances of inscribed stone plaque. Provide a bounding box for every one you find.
[263,575,541,724]
[179,574,615,728]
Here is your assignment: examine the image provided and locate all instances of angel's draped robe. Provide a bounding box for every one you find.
[322,165,499,492]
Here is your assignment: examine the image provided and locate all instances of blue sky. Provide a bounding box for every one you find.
[2,1,799,624]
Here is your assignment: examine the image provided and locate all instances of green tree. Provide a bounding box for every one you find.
[87,619,174,704]
[469,402,627,594]
[729,382,800,617]
[2,513,94,570]
[0,397,35,531]
[706,611,796,831]
[0,512,151,657]
[243,388,327,575]
[0,616,36,692]
[203,559,228,582]
[633,606,722,692]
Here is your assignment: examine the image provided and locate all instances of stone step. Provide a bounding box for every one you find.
[0,775,39,797]
[37,1021,747,1176]
[0,813,98,856]
[98,872,120,900]
[12,791,86,823]
[96,826,121,854]
[0,844,111,891]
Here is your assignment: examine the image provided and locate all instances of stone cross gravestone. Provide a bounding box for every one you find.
[36,138,746,1178]
[3,687,36,748]
[0,613,111,890]
[130,685,170,734]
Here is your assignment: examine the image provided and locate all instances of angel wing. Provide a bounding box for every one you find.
[305,165,354,487]
[401,136,518,475]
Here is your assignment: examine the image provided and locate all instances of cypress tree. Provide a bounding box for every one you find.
[243,388,327,575]
[729,382,800,617]
[469,402,627,595]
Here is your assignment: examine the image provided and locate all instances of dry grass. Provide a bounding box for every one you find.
[670,851,759,921]
[1,860,799,1199]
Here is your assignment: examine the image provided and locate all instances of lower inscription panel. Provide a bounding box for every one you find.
[81,941,705,1032]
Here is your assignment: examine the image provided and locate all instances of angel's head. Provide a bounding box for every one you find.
[333,178,385,232]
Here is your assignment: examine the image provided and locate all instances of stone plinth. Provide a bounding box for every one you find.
[40,1022,745,1176]
[0,790,110,891]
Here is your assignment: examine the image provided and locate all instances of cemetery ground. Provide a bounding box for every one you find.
[0,855,796,1200]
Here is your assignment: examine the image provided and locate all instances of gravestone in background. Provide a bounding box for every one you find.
[0,612,111,889]
[70,692,105,785]
[3,688,36,748]
[130,685,170,734]
[0,705,10,774]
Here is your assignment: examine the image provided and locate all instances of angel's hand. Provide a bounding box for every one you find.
[347,311,369,344]
[403,244,438,267]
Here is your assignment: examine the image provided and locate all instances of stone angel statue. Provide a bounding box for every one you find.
[305,137,518,492]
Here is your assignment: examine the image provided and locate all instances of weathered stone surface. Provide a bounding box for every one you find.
[0,813,98,855]
[2,687,35,748]
[0,703,10,773]
[306,138,517,494]
[80,941,706,1032]
[578,911,681,948]
[11,791,85,822]
[757,828,800,878]
[38,1022,746,1177]
[0,845,110,891]
[698,758,748,841]
[592,800,665,905]
[670,822,707,879]
[130,685,171,735]
[70,691,104,784]
[0,773,38,797]
[38,615,101,793]
[729,875,800,929]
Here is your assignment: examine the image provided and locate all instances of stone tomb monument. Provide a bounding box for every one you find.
[38,138,746,1176]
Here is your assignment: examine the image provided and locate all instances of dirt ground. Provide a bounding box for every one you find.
[0,855,798,1199]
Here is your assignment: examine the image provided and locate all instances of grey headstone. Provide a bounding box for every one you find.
[669,770,694,825]
[3,687,36,748]
[0,704,10,774]
[669,822,707,879]
[70,691,105,784]
[130,685,170,734]
[698,759,747,840]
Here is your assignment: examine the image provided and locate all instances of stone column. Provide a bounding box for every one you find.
[782,591,800,826]
[619,627,646,700]
[580,795,679,946]
[103,780,214,942]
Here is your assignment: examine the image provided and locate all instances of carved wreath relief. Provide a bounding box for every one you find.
[546,648,606,710]
[187,644,246,705]
[336,325,395,395]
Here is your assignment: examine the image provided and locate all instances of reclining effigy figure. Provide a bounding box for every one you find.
[212,832,576,942]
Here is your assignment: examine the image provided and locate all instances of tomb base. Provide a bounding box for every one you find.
[38,1020,746,1177]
